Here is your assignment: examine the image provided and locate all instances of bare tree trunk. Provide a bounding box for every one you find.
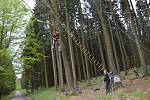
[97,34,106,69]
[109,1,128,74]
[107,16,120,73]
[58,49,64,90]
[55,47,64,90]
[93,0,118,74]
[50,0,74,90]
[119,31,129,74]
[50,26,58,90]
[81,53,87,80]
[65,0,77,88]
[75,46,81,81]
[83,36,90,83]
[90,40,95,77]
[124,16,139,68]
[42,44,48,88]
[112,17,128,74]
[125,0,148,75]
[40,63,44,87]
[84,51,90,83]
[51,48,58,90]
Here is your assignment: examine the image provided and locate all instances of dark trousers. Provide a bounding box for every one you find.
[134,71,139,78]
[105,81,110,94]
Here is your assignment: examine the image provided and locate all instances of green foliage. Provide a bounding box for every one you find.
[0,0,28,49]
[21,18,44,69]
[20,18,44,91]
[0,0,28,96]
[0,49,16,95]
[31,87,65,100]
[131,92,144,97]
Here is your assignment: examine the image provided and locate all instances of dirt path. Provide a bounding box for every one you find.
[121,78,150,93]
[9,91,32,100]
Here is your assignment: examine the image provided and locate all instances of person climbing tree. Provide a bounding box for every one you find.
[52,29,60,48]
[103,70,111,94]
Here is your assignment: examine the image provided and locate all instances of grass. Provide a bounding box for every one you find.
[30,77,103,100]
[29,84,150,100]
[16,79,26,93]
[95,92,150,100]
[26,69,150,100]
[77,76,103,86]
[16,79,21,90]
[30,87,65,100]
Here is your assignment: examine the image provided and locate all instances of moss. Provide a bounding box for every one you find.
[68,92,77,96]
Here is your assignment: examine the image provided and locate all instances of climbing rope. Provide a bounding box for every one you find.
[68,32,104,71]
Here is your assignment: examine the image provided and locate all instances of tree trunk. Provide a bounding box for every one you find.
[55,47,64,90]
[81,53,87,80]
[42,44,48,88]
[82,34,90,83]
[109,2,128,74]
[119,31,129,74]
[124,0,148,75]
[75,46,81,81]
[112,17,128,74]
[50,27,58,90]
[65,0,77,88]
[107,15,120,73]
[50,0,74,90]
[124,16,139,68]
[90,40,95,77]
[93,0,118,75]
[97,34,106,69]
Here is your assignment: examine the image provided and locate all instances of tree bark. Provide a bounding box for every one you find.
[75,46,81,81]
[107,15,120,73]
[42,43,48,88]
[124,0,148,75]
[50,26,58,90]
[50,0,74,90]
[97,34,106,70]
[93,0,118,75]
[65,0,77,88]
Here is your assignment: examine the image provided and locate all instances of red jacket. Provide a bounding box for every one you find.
[53,31,59,40]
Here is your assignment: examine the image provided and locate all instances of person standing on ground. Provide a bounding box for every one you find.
[108,71,114,91]
[147,65,150,74]
[133,67,139,78]
[103,70,110,94]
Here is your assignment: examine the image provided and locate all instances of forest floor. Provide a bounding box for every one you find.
[30,70,150,100]
[62,76,150,100]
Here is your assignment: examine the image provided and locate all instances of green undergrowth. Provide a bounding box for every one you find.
[1,79,26,100]
[30,87,64,100]
[30,70,149,100]
[30,88,150,100]
[96,92,150,100]
[16,79,26,93]
[30,77,103,100]
[77,76,103,86]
